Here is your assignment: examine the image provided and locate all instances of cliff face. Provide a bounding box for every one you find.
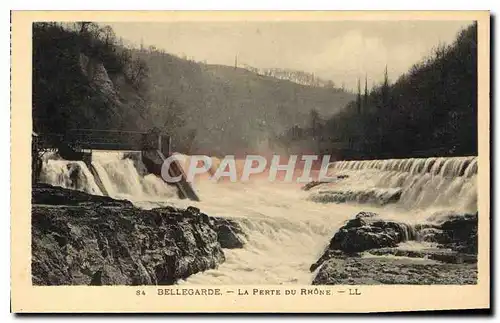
[79,53,121,106]
[32,185,225,285]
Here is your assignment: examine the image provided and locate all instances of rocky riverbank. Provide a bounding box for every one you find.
[311,211,478,285]
[32,184,244,285]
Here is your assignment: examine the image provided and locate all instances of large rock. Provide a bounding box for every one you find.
[310,212,415,271]
[212,217,245,249]
[327,212,413,252]
[418,227,452,244]
[32,187,225,285]
[422,212,478,254]
[79,53,120,105]
[217,225,244,249]
[310,211,479,285]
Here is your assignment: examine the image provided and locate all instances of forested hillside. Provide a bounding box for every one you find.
[133,48,354,155]
[32,22,355,156]
[279,23,478,159]
[33,22,151,134]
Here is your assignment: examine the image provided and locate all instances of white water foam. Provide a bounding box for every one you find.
[39,159,103,196]
[314,156,478,216]
[39,151,178,203]
[174,180,368,284]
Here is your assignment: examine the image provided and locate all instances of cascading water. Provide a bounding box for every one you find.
[175,180,369,284]
[38,152,478,284]
[39,151,178,203]
[312,156,478,215]
[39,159,103,196]
[179,156,478,284]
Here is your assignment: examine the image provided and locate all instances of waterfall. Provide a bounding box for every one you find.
[39,159,103,196]
[312,156,478,214]
[332,156,477,177]
[39,151,178,202]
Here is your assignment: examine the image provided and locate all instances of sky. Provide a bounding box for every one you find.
[106,20,472,90]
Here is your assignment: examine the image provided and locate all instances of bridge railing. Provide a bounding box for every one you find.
[35,129,170,153]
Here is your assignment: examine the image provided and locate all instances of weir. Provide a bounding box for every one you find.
[33,129,199,201]
[318,156,479,212]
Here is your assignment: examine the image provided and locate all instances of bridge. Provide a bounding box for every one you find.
[32,129,199,201]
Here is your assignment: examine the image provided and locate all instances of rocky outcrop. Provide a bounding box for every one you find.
[312,257,477,285]
[310,211,478,285]
[79,53,120,105]
[311,212,414,271]
[329,212,415,252]
[423,213,478,254]
[212,217,246,249]
[367,247,477,264]
[32,185,225,285]
[301,176,349,191]
[308,188,402,206]
[32,183,133,207]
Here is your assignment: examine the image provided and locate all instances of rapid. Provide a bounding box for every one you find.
[38,151,478,284]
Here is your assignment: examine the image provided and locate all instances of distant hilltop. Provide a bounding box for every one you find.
[241,64,341,90]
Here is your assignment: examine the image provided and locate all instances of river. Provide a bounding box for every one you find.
[39,152,478,284]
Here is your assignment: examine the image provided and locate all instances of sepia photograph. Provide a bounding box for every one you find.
[10,10,490,313]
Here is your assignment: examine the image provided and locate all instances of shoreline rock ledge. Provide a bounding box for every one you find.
[32,184,226,285]
[311,211,478,285]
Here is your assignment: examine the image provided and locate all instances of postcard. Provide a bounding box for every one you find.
[11,10,490,313]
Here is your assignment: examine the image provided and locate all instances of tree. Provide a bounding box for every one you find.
[309,109,322,153]
[364,74,368,110]
[128,58,149,91]
[356,78,362,114]
[76,21,92,34]
[309,109,320,137]
[381,65,390,108]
